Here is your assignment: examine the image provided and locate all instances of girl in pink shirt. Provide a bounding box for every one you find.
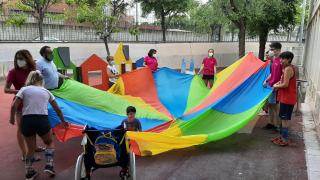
[198,49,218,88]
[144,49,158,72]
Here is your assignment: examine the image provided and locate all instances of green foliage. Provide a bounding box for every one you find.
[46,13,66,21]
[10,1,33,11]
[68,0,129,35]
[137,0,195,25]
[129,26,141,36]
[246,0,298,37]
[5,14,27,27]
[18,0,61,11]
[189,2,227,33]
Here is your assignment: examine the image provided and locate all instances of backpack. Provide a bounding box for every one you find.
[93,134,121,165]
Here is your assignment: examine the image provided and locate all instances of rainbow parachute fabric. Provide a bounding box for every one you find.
[48,52,272,156]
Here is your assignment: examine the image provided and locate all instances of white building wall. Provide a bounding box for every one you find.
[303,0,320,135]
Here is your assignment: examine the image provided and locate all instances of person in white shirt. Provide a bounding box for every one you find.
[106,56,119,87]
[10,70,68,179]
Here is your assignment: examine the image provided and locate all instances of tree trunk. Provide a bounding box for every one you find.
[231,29,234,42]
[38,14,44,41]
[210,25,214,42]
[258,30,268,61]
[295,26,300,41]
[287,29,291,42]
[238,25,246,57]
[160,10,166,42]
[103,35,111,56]
[217,25,221,42]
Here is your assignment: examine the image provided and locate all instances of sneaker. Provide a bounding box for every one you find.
[44,165,56,177]
[26,169,38,180]
[263,123,275,130]
[272,137,289,146]
[271,136,281,142]
[22,156,41,162]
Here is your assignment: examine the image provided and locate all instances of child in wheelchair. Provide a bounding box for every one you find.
[77,106,141,179]
[119,106,141,176]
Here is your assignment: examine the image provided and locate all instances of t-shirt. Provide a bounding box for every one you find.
[121,119,142,131]
[6,68,30,90]
[107,65,119,83]
[16,85,55,116]
[36,57,59,89]
[268,57,282,86]
[202,57,217,75]
[144,56,158,72]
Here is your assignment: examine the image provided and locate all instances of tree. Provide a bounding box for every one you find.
[7,0,62,40]
[137,0,195,42]
[189,2,227,41]
[247,0,298,60]
[216,0,253,57]
[67,0,130,55]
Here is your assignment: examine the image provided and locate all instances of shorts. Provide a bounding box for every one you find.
[21,115,51,137]
[202,75,214,80]
[268,91,278,104]
[279,103,294,120]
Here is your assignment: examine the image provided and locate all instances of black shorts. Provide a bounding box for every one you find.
[279,103,294,120]
[202,75,214,80]
[21,115,51,137]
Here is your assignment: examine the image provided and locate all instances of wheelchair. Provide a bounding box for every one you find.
[74,126,136,180]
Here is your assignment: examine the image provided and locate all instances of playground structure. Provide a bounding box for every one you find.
[53,43,139,91]
[49,52,272,156]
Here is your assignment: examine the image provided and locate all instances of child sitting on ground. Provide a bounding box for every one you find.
[272,51,297,146]
[119,106,141,177]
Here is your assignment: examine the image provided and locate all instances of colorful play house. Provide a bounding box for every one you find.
[53,44,138,91]
[80,54,109,91]
[53,47,80,81]
[114,43,133,73]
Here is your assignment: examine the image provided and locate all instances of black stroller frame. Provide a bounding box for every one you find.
[74,126,136,180]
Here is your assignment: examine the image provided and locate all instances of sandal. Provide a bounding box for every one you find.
[272,137,289,146]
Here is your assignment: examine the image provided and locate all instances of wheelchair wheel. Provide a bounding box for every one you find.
[75,153,87,180]
[129,151,136,180]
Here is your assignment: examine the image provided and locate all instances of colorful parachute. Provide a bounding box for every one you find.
[48,52,272,156]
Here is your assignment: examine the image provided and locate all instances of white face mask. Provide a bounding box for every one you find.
[17,59,27,68]
[268,51,275,58]
[153,54,157,58]
[208,52,214,57]
[110,61,115,66]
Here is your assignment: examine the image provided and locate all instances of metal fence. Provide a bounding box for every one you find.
[0,14,301,42]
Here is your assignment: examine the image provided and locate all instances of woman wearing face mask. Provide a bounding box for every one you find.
[198,49,218,88]
[144,49,158,72]
[106,56,119,87]
[4,49,44,161]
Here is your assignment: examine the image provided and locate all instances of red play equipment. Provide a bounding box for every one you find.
[80,54,109,91]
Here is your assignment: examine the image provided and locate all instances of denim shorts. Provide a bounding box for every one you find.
[268,91,277,104]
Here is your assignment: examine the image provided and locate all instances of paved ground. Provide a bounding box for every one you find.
[0,83,309,180]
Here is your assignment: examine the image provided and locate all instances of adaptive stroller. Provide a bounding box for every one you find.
[74,126,136,180]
